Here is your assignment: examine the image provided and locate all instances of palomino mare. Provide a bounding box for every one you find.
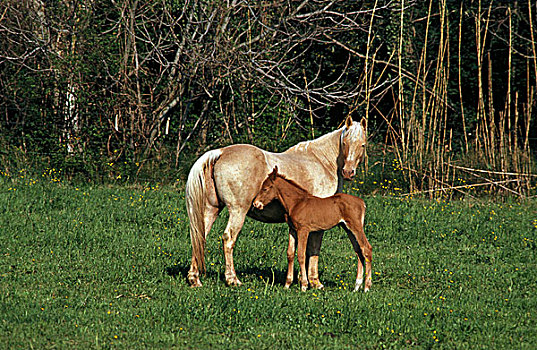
[186,116,367,287]
[253,166,372,292]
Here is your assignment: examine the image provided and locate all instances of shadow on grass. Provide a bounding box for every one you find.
[238,266,339,288]
[164,263,338,289]
[164,264,190,279]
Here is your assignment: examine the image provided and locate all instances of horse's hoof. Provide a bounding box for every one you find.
[301,285,308,292]
[308,279,324,290]
[312,282,324,290]
[188,278,203,287]
[226,277,243,287]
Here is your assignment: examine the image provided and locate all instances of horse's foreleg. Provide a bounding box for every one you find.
[306,231,324,289]
[188,204,220,287]
[222,208,247,287]
[285,229,297,289]
[296,230,310,291]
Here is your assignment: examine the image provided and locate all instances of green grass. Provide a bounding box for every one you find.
[1,176,536,349]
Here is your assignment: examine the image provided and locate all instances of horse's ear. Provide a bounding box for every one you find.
[360,117,367,131]
[345,115,353,128]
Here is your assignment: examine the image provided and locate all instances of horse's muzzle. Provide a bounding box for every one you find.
[253,201,264,210]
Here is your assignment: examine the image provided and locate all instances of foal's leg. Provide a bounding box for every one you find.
[285,228,297,289]
[343,223,373,292]
[355,224,373,292]
[222,207,248,286]
[306,231,324,289]
[342,225,364,291]
[296,229,311,291]
[188,204,220,287]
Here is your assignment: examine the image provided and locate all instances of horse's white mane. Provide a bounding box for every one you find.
[344,121,364,141]
[287,121,364,162]
[291,127,343,152]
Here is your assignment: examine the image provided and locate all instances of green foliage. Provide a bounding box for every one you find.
[1,177,536,348]
[0,0,535,189]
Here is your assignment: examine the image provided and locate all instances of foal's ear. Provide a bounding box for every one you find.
[345,115,353,128]
[270,166,279,180]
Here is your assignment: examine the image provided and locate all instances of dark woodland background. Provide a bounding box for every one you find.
[1,0,536,196]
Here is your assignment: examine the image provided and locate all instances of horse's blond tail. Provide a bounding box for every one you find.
[186,149,222,273]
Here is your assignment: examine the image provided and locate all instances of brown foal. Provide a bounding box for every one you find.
[253,166,372,292]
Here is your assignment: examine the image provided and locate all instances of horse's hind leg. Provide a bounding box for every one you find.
[222,207,248,286]
[285,229,297,289]
[188,204,220,287]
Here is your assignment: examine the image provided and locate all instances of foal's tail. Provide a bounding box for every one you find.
[186,149,222,273]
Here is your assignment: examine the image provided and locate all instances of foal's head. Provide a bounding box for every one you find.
[341,116,367,180]
[253,166,280,210]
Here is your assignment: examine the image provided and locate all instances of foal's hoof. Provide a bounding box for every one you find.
[354,278,363,292]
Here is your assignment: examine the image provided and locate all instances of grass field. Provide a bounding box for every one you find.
[1,174,536,349]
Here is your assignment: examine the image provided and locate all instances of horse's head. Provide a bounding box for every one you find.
[253,166,279,210]
[341,116,367,180]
